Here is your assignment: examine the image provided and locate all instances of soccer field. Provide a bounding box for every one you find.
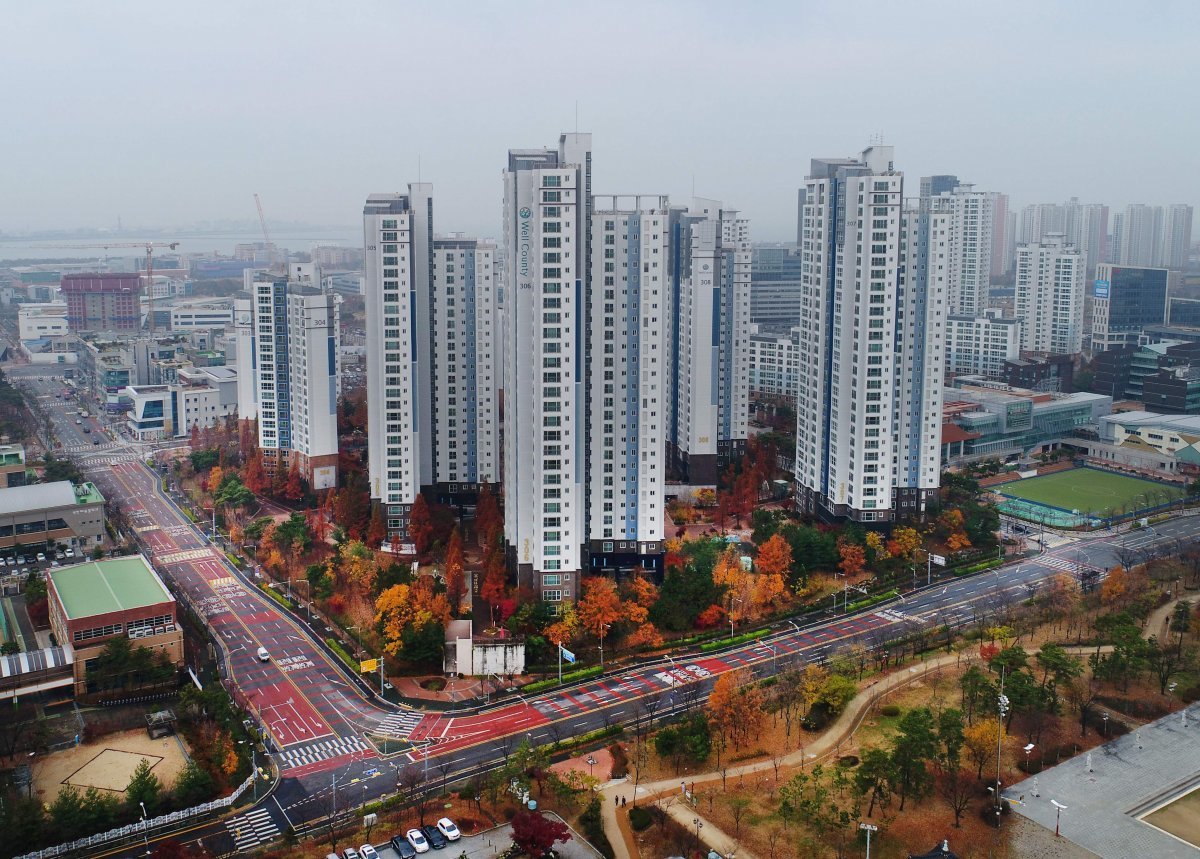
[997,468,1184,518]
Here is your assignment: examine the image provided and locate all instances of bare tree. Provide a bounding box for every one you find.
[436,759,454,797]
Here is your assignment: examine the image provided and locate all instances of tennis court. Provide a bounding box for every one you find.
[998,467,1184,520]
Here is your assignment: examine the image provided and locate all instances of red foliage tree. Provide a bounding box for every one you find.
[242,448,267,494]
[510,810,571,858]
[695,604,726,629]
[476,486,501,545]
[366,505,387,549]
[444,527,466,614]
[282,458,304,501]
[408,494,434,555]
[480,545,509,625]
[189,424,201,450]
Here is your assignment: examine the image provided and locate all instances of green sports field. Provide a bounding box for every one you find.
[997,468,1184,518]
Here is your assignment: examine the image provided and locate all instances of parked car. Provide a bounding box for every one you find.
[16,556,25,565]
[390,835,418,859]
[421,824,447,850]
[35,553,45,562]
[64,549,75,558]
[436,818,461,841]
[342,849,360,859]
[405,829,430,854]
[359,846,379,859]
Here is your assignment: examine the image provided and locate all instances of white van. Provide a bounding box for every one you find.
[256,647,270,662]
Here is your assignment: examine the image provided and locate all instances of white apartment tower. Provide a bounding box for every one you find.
[431,237,500,496]
[667,200,752,485]
[1014,235,1085,355]
[928,186,997,316]
[234,277,340,490]
[1160,204,1194,270]
[946,313,1021,378]
[502,134,591,601]
[586,198,670,575]
[363,187,434,538]
[796,146,945,523]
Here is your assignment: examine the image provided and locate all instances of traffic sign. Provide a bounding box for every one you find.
[559,644,576,664]
[360,658,379,673]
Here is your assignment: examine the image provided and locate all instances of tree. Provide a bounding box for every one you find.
[125,757,163,816]
[282,458,304,502]
[480,545,509,625]
[712,546,752,623]
[366,505,387,549]
[408,494,434,554]
[837,538,866,579]
[706,669,766,760]
[887,525,923,561]
[889,707,937,809]
[854,747,895,816]
[375,584,415,655]
[543,602,580,649]
[1171,600,1192,655]
[963,719,1002,779]
[577,577,622,644]
[510,809,571,858]
[755,533,792,610]
[444,527,466,614]
[171,761,215,808]
[242,447,268,494]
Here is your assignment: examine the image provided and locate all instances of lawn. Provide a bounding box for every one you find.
[998,467,1184,518]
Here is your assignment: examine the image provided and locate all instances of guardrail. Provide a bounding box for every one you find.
[15,772,255,859]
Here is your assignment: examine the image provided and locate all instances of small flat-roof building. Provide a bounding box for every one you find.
[0,480,105,552]
[47,556,182,696]
[0,443,27,488]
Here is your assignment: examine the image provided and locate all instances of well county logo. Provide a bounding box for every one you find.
[519,207,532,218]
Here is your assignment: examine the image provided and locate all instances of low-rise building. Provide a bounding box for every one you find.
[0,444,27,488]
[0,480,105,552]
[1002,353,1075,392]
[47,557,183,696]
[169,298,234,331]
[942,380,1111,464]
[123,382,235,440]
[946,313,1021,378]
[17,302,69,340]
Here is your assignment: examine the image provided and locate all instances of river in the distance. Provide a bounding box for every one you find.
[0,229,361,263]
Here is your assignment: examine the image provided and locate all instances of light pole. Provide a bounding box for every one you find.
[729,596,743,641]
[995,678,1009,816]
[1051,800,1067,837]
[586,755,597,779]
[859,822,877,859]
[692,817,703,853]
[1101,711,1110,736]
[599,623,611,669]
[139,801,150,856]
[239,740,261,800]
[763,642,778,674]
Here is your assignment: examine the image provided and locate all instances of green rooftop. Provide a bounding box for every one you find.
[49,556,172,620]
[75,482,104,505]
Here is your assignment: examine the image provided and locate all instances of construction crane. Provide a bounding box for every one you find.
[35,241,180,333]
[253,193,279,269]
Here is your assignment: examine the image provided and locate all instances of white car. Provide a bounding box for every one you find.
[342,849,360,859]
[256,647,271,662]
[436,818,461,841]
[406,829,430,853]
[35,553,45,562]
[359,846,379,859]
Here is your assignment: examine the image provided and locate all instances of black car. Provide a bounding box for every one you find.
[390,835,418,859]
[421,825,447,850]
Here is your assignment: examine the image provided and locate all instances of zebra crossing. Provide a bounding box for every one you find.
[226,806,279,851]
[373,708,423,739]
[77,452,141,468]
[278,734,370,770]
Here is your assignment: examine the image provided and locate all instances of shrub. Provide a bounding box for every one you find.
[608,743,628,779]
[629,805,653,832]
[580,798,616,859]
[880,704,901,718]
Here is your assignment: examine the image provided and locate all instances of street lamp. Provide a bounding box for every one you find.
[1102,711,1110,736]
[729,596,743,641]
[1051,800,1068,837]
[599,623,611,669]
[139,801,150,856]
[859,822,877,859]
[692,817,703,853]
[586,755,597,779]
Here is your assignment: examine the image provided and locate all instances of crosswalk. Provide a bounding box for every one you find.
[278,734,370,770]
[226,806,279,851]
[373,709,424,739]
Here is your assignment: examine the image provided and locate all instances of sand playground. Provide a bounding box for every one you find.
[30,729,191,801]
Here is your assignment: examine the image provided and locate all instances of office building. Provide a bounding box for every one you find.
[169,298,234,331]
[362,188,435,539]
[946,313,1021,378]
[234,277,340,490]
[749,245,803,325]
[502,134,591,600]
[1002,354,1074,392]
[431,236,500,503]
[60,273,141,332]
[1014,235,1085,355]
[795,146,946,523]
[123,381,235,441]
[1089,264,1169,351]
[0,480,105,552]
[668,199,752,485]
[47,557,183,697]
[17,302,69,340]
[586,198,671,575]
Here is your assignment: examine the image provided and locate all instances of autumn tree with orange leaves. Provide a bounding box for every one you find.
[444,527,466,615]
[837,537,867,579]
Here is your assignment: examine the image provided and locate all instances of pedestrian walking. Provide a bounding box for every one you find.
[614,795,619,807]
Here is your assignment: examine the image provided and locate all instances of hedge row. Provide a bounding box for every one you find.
[325,637,358,671]
[846,590,900,613]
[698,628,770,652]
[523,664,604,694]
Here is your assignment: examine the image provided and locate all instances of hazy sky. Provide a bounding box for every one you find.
[3,0,1198,241]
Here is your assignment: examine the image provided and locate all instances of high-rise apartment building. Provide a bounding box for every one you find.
[431,237,500,502]
[928,186,998,316]
[1089,264,1169,351]
[667,199,751,485]
[796,146,945,523]
[1064,200,1108,274]
[586,198,670,576]
[1160,205,1194,271]
[234,277,340,490]
[991,193,1011,278]
[1014,235,1085,355]
[946,313,1021,378]
[502,134,591,601]
[1019,203,1067,245]
[1115,204,1162,267]
[362,187,434,539]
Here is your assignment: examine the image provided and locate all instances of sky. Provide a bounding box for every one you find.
[2,0,1198,242]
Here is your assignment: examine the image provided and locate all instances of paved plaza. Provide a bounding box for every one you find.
[1006,703,1200,857]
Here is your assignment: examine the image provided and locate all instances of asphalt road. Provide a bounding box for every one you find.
[10,363,1200,857]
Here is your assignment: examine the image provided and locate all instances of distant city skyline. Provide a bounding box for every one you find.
[2,1,1198,242]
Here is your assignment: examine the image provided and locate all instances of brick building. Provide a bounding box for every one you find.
[60,273,141,332]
